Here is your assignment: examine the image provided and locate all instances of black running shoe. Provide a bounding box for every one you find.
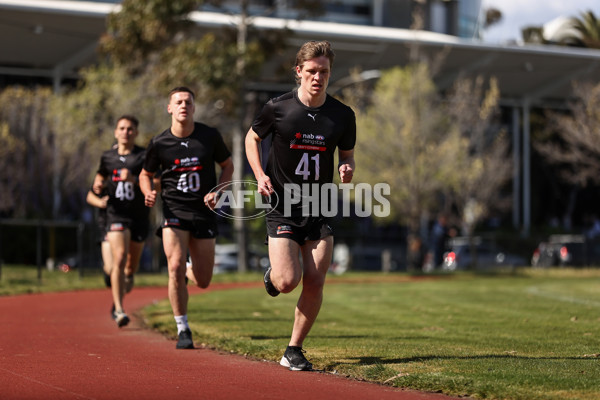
[280,346,313,371]
[176,328,194,349]
[114,311,130,328]
[263,267,280,297]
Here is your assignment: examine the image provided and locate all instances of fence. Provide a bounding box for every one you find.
[0,219,84,282]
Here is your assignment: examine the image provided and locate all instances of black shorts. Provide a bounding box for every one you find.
[106,216,149,243]
[157,215,218,239]
[265,215,333,246]
[95,223,108,244]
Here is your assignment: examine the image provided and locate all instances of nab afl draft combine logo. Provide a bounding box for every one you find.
[208,180,279,220]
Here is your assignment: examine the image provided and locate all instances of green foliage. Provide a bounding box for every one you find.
[42,1,254,210]
[0,264,260,296]
[534,81,600,188]
[46,0,289,207]
[571,11,600,49]
[349,64,448,229]
[445,76,509,233]
[0,87,55,217]
[345,64,508,232]
[48,64,164,188]
[100,0,199,69]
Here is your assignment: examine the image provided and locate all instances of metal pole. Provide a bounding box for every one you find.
[78,222,84,279]
[0,222,3,281]
[512,106,521,229]
[522,100,531,235]
[37,222,43,283]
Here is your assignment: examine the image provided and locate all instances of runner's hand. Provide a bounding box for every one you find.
[339,164,353,183]
[257,176,274,196]
[204,191,221,210]
[145,190,157,208]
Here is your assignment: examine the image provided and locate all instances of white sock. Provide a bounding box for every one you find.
[174,315,189,334]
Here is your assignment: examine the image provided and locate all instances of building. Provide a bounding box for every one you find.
[203,0,482,39]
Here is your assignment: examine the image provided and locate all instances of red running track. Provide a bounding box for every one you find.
[0,284,464,400]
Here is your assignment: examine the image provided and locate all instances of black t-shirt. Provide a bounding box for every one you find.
[252,90,356,216]
[143,122,231,221]
[97,145,148,222]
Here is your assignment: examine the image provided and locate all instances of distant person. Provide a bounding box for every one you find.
[430,214,450,268]
[586,215,600,240]
[139,86,233,350]
[93,115,149,328]
[407,235,428,271]
[245,40,356,371]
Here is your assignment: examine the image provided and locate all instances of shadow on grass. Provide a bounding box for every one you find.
[343,354,599,366]
[250,334,368,340]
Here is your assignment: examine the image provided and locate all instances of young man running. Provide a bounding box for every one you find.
[139,87,233,349]
[245,41,356,370]
[93,115,149,327]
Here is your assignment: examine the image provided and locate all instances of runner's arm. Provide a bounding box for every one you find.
[204,157,234,210]
[245,128,273,196]
[139,168,157,208]
[86,190,108,209]
[92,173,106,195]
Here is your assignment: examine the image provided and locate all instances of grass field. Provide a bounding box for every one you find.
[142,269,600,400]
[0,264,257,295]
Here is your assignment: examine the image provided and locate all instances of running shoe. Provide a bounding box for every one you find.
[280,346,313,371]
[176,328,194,349]
[114,311,130,328]
[263,266,280,297]
[124,274,134,294]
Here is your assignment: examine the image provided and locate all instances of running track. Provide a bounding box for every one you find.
[0,284,464,400]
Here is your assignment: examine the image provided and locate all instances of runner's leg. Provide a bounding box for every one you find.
[289,236,333,347]
[162,227,190,316]
[267,237,302,293]
[107,230,130,313]
[101,240,112,277]
[187,238,216,289]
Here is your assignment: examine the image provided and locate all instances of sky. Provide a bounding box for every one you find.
[481,0,600,43]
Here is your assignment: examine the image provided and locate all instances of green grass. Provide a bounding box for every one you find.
[143,269,600,400]
[0,264,259,295]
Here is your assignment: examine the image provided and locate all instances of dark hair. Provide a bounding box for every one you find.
[294,41,335,84]
[117,114,139,128]
[169,86,195,101]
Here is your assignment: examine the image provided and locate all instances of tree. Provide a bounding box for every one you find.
[521,26,547,45]
[483,7,503,29]
[534,81,600,215]
[100,0,199,73]
[569,10,600,49]
[444,76,510,239]
[48,66,165,215]
[348,65,508,230]
[0,87,55,218]
[343,63,509,269]
[348,64,457,233]
[522,10,600,49]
